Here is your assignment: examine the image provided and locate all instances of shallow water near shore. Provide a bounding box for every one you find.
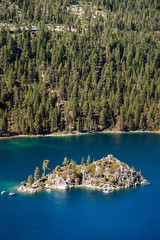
[0,133,160,240]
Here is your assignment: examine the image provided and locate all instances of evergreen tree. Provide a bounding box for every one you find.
[63,157,69,166]
[27,174,33,186]
[81,157,85,165]
[0,0,159,136]
[1,111,8,134]
[87,155,91,165]
[42,160,50,177]
[34,166,40,181]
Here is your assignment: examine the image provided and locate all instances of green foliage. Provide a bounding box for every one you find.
[87,155,91,165]
[101,177,107,184]
[27,174,33,186]
[0,0,160,135]
[108,166,116,175]
[42,160,50,177]
[81,157,85,165]
[85,163,95,174]
[93,179,99,186]
[55,165,61,171]
[63,157,69,166]
[21,181,26,186]
[75,177,81,184]
[121,162,126,168]
[34,166,40,181]
[108,176,117,184]
[1,111,8,134]
[23,154,144,190]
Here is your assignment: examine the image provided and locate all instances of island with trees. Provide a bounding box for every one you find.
[17,155,147,193]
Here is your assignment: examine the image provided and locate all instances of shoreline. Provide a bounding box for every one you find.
[0,129,160,140]
[17,181,149,194]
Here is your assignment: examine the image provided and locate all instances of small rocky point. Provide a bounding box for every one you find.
[17,155,148,193]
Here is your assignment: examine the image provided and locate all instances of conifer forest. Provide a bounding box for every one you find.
[0,0,160,135]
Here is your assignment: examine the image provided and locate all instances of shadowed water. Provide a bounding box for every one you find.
[0,133,160,240]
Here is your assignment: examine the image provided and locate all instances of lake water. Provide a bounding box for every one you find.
[0,133,160,240]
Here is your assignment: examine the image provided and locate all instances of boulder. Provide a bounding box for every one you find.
[55,177,68,190]
[57,184,68,190]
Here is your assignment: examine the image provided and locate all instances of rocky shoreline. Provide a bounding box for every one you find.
[0,129,160,140]
[17,155,148,194]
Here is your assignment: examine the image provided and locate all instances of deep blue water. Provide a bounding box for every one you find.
[0,133,160,240]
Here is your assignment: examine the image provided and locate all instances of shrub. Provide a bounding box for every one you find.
[21,181,26,186]
[85,163,95,174]
[101,178,107,184]
[93,179,99,186]
[75,178,81,185]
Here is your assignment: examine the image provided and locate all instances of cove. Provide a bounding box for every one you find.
[0,133,160,240]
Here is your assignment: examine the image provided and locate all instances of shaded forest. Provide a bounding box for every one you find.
[0,0,160,135]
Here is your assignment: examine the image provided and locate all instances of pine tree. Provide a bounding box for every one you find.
[81,157,85,165]
[99,109,106,128]
[87,155,91,165]
[42,160,50,177]
[77,117,82,132]
[63,157,69,166]
[1,111,8,134]
[34,166,40,181]
[27,174,33,186]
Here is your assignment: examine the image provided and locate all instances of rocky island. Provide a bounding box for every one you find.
[17,155,147,194]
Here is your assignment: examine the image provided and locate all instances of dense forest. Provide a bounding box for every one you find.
[0,0,160,135]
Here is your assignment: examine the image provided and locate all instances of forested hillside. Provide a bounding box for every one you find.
[0,0,160,135]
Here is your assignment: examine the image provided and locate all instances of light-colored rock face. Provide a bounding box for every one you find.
[48,174,57,182]
[17,185,26,192]
[54,177,68,189]
[66,178,73,184]
[57,184,68,190]
[17,155,148,194]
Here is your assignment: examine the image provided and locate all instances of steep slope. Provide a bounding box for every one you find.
[0,0,160,136]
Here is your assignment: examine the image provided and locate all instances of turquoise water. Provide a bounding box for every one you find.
[0,133,160,240]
